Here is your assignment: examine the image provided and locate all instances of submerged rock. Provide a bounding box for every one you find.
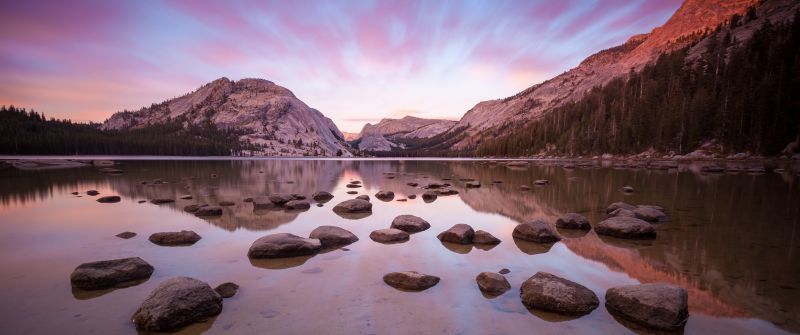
[116,231,137,239]
[555,213,591,230]
[473,230,501,244]
[390,215,431,233]
[247,233,322,258]
[150,198,175,205]
[214,282,239,298]
[96,195,121,203]
[194,206,223,216]
[437,224,475,244]
[268,193,295,205]
[252,196,277,210]
[369,228,409,243]
[512,220,561,243]
[309,226,359,248]
[383,271,440,291]
[499,268,511,274]
[520,272,599,315]
[422,191,438,202]
[466,181,481,188]
[332,199,372,213]
[183,204,203,213]
[476,272,511,295]
[375,190,395,201]
[605,283,689,331]
[149,231,202,246]
[70,257,154,290]
[219,201,235,206]
[595,217,656,239]
[284,200,311,210]
[132,277,222,332]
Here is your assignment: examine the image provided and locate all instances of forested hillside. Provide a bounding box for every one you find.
[477,11,800,157]
[0,106,246,155]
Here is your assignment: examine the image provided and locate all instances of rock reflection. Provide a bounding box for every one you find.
[249,255,315,270]
[513,238,557,255]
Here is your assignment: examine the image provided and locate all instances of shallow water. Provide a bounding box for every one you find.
[0,159,798,334]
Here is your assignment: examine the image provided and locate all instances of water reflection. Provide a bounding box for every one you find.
[0,159,798,334]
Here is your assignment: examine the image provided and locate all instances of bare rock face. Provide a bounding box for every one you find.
[356,116,457,151]
[437,224,475,244]
[383,271,440,291]
[473,230,501,244]
[332,199,372,213]
[102,77,352,157]
[605,283,689,331]
[369,228,410,243]
[390,215,431,233]
[132,277,223,332]
[555,213,591,230]
[520,272,599,316]
[512,220,561,243]
[476,272,511,295]
[309,226,359,248]
[149,231,202,246]
[70,257,154,290]
[248,233,322,258]
[214,282,239,298]
[96,195,121,203]
[595,217,656,239]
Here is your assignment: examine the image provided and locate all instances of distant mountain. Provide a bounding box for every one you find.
[434,0,799,156]
[102,77,352,157]
[353,116,456,151]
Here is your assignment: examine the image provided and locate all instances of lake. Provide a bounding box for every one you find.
[0,158,798,334]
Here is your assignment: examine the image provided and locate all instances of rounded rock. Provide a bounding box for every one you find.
[309,226,359,248]
[390,215,431,233]
[369,228,409,243]
[383,271,440,291]
[605,283,689,331]
[247,233,322,258]
[437,224,475,244]
[595,217,656,239]
[512,220,561,243]
[555,213,591,230]
[70,257,154,290]
[520,272,599,315]
[476,272,511,295]
[132,277,222,332]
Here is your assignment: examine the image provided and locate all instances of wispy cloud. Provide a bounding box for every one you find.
[0,0,681,132]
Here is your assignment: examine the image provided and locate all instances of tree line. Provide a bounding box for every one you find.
[477,10,800,157]
[0,106,246,155]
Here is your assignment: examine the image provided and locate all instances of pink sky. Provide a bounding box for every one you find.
[0,0,681,132]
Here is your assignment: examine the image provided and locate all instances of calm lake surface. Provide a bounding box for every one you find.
[1,159,798,334]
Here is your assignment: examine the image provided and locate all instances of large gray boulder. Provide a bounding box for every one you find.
[247,233,322,258]
[70,257,154,290]
[520,272,599,316]
[383,271,440,291]
[132,277,223,332]
[437,224,475,244]
[512,220,561,243]
[309,226,359,248]
[369,228,409,243]
[595,217,656,239]
[605,283,689,331]
[476,272,510,295]
[390,215,431,233]
[332,199,372,213]
[149,230,202,246]
[555,213,591,230]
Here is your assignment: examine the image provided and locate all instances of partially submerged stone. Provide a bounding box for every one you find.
[116,231,137,239]
[555,213,591,230]
[132,277,222,332]
[473,230,501,244]
[437,224,475,244]
[595,217,656,239]
[150,198,175,205]
[96,195,121,203]
[356,194,370,201]
[512,220,561,243]
[383,271,440,291]
[520,272,599,316]
[375,190,395,201]
[214,282,239,298]
[422,191,438,202]
[312,191,334,202]
[633,206,668,223]
[476,272,511,295]
[247,233,322,258]
[332,199,372,213]
[195,206,223,216]
[149,230,202,246]
[390,215,431,233]
[70,257,154,290]
[605,283,689,331]
[369,228,409,243]
[309,226,359,248]
[284,199,310,210]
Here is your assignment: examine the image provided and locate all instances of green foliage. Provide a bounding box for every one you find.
[477,13,800,157]
[0,106,246,155]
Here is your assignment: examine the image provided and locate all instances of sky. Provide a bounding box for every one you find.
[0,0,681,133]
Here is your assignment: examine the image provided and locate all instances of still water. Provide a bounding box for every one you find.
[0,159,798,334]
